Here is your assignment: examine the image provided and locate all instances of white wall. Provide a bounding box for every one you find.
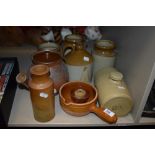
[101,26,155,122]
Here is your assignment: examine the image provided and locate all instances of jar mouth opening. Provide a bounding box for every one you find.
[65,34,83,42]
[30,64,49,76]
[96,40,115,49]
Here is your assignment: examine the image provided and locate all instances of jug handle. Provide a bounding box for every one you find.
[63,43,76,57]
[89,104,117,124]
[16,72,29,90]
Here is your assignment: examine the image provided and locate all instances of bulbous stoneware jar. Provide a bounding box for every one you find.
[94,67,133,116]
[93,40,116,75]
[28,64,55,122]
[64,43,93,83]
[32,51,68,93]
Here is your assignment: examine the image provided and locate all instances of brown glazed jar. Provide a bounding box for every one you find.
[28,64,55,122]
[63,34,83,57]
[32,51,68,93]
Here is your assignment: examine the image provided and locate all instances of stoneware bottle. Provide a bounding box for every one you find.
[94,67,133,116]
[28,64,55,122]
[93,40,116,75]
[64,42,93,83]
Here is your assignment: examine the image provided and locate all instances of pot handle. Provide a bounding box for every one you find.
[89,104,117,124]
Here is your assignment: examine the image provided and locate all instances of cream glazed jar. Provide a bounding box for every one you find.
[93,40,116,75]
[94,67,133,116]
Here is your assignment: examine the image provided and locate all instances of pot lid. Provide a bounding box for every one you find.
[96,40,115,50]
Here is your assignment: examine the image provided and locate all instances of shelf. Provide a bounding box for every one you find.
[8,88,135,127]
[0,46,151,127]
[139,117,155,125]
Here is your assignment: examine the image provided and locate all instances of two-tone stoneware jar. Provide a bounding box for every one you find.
[93,40,116,75]
[64,43,93,83]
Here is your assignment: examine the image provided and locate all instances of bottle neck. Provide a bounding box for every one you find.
[31,73,50,83]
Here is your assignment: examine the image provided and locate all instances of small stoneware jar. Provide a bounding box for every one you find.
[32,51,68,93]
[94,67,133,116]
[93,40,116,75]
[63,34,84,57]
[64,43,93,83]
[28,64,55,122]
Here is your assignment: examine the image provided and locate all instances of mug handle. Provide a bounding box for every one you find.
[89,103,117,124]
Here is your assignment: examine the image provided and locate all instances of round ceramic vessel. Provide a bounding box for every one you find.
[32,51,68,92]
[59,81,118,124]
[59,81,98,116]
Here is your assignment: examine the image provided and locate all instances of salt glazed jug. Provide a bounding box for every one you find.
[64,42,93,83]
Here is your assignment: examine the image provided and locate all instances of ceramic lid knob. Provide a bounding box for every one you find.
[110,71,123,81]
[74,88,86,99]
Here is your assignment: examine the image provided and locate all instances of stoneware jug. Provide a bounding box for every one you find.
[94,67,133,116]
[17,64,55,122]
[93,40,116,75]
[64,43,93,83]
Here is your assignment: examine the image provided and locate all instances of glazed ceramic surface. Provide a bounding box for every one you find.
[32,51,68,92]
[94,67,133,116]
[59,81,117,123]
[66,65,92,82]
[63,34,83,56]
[93,40,116,74]
[28,65,55,122]
[59,81,97,116]
[38,42,61,54]
[64,43,93,83]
